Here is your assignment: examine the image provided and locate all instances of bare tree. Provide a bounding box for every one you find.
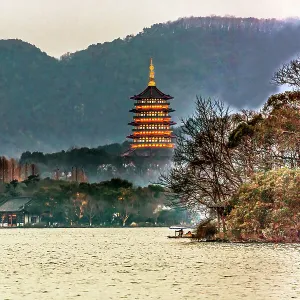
[85,196,99,227]
[117,188,136,227]
[272,56,300,89]
[162,96,243,230]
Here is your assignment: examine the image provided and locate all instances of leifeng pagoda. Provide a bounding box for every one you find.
[127,59,176,153]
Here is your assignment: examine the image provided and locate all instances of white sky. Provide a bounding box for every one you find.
[0,0,299,57]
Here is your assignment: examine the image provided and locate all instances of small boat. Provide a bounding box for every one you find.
[167,226,195,238]
[167,235,192,239]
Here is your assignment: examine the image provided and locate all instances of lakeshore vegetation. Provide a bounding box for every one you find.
[162,57,300,242]
[0,176,190,227]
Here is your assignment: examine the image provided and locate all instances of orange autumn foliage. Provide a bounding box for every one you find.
[227,168,300,242]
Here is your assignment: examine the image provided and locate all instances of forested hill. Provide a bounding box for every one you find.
[1,16,300,155]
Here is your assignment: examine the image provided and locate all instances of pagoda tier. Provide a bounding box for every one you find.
[127,59,176,149]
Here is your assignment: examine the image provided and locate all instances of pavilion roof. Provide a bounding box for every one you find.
[130,85,173,100]
[0,197,32,212]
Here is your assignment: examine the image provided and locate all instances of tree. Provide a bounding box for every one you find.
[116,187,137,226]
[228,110,265,178]
[261,93,300,168]
[228,92,300,171]
[162,96,242,231]
[272,56,300,89]
[84,196,99,226]
[227,168,300,242]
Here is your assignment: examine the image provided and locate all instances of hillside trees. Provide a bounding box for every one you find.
[1,17,300,154]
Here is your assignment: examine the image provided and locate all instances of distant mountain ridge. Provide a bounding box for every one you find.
[0,16,300,156]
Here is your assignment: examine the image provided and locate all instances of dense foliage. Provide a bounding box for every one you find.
[0,177,189,227]
[1,16,300,155]
[227,169,300,242]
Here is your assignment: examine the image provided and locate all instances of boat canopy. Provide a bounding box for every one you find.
[169,226,188,230]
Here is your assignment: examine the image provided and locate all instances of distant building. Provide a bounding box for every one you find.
[126,58,176,153]
[53,167,88,183]
[0,197,40,227]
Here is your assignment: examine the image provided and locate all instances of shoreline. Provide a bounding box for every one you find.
[0,225,172,229]
[1,227,299,244]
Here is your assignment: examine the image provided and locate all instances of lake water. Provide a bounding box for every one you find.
[0,228,299,300]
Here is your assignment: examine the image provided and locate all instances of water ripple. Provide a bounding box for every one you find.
[0,228,299,299]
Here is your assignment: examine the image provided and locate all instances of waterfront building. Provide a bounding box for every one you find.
[127,59,176,151]
[0,197,40,227]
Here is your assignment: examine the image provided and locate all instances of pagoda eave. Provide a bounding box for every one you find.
[129,109,175,113]
[130,96,173,100]
[133,117,172,120]
[130,85,174,100]
[127,135,176,139]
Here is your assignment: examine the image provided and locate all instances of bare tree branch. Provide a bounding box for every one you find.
[271,56,300,89]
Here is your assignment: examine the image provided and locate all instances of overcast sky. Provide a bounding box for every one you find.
[0,0,299,57]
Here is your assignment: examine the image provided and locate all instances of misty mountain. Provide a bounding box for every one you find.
[0,16,300,155]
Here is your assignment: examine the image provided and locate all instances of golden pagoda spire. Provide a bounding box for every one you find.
[148,58,156,86]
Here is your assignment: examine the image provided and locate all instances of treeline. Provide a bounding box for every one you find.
[0,177,190,227]
[1,17,300,154]
[164,57,300,242]
[19,142,173,185]
[20,143,128,171]
[144,16,290,34]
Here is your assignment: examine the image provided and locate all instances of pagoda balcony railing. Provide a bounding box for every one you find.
[129,130,173,134]
[133,117,172,121]
[127,134,176,139]
[133,105,172,109]
[133,100,171,105]
[133,113,171,120]
[131,128,172,131]
[128,121,176,126]
[129,108,175,113]
[130,143,175,149]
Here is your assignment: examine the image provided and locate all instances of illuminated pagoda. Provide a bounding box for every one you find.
[127,59,176,153]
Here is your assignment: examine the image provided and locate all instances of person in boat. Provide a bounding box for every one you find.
[179,228,183,237]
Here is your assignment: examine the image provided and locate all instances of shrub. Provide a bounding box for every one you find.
[195,220,218,240]
[227,168,300,242]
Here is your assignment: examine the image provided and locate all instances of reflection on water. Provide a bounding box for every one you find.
[0,228,299,300]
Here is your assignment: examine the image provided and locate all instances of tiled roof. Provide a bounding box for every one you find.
[0,197,32,212]
[130,86,173,100]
